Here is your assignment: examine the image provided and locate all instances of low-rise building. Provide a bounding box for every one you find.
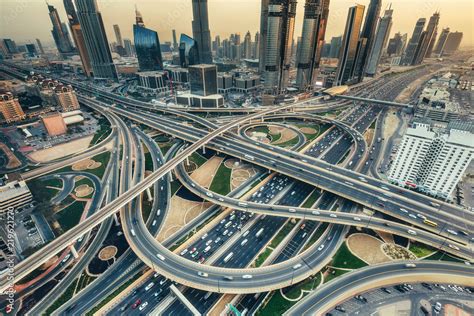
[41,112,67,136]
[137,71,169,93]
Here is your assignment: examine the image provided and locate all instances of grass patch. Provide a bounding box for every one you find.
[189,152,207,167]
[170,180,181,196]
[209,162,232,195]
[44,278,78,314]
[301,190,321,208]
[409,241,437,258]
[159,143,172,156]
[283,273,322,300]
[269,220,296,249]
[85,273,142,316]
[274,137,300,148]
[255,248,273,267]
[424,251,464,262]
[324,268,350,283]
[331,242,367,269]
[76,273,96,292]
[89,117,111,147]
[144,152,154,171]
[87,151,111,179]
[250,126,269,134]
[269,132,282,143]
[56,201,87,232]
[27,178,63,203]
[141,190,153,222]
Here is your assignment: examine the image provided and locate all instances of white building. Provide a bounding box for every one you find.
[0,180,33,213]
[388,122,474,200]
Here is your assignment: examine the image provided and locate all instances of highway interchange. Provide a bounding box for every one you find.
[0,62,472,315]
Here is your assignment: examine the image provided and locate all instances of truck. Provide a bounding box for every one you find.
[256,228,264,238]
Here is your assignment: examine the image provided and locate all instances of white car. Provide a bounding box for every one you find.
[198,271,208,277]
[139,302,148,311]
[242,275,253,279]
[317,244,325,251]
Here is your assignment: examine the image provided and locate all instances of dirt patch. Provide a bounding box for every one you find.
[224,159,240,168]
[190,156,223,189]
[272,127,297,145]
[156,196,212,242]
[0,143,21,169]
[377,231,394,244]
[230,164,257,190]
[269,126,285,134]
[383,111,401,140]
[382,243,417,260]
[347,233,391,264]
[98,246,117,261]
[184,161,198,173]
[72,158,102,171]
[75,184,94,198]
[28,136,94,163]
[300,127,317,134]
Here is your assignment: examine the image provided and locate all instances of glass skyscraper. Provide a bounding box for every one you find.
[179,34,199,68]
[189,64,217,96]
[192,0,213,64]
[133,7,163,71]
[75,0,118,80]
[48,3,74,54]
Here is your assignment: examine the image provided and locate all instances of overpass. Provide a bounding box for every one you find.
[334,94,413,108]
[284,261,474,315]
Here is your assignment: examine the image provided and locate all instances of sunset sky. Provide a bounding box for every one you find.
[0,0,472,48]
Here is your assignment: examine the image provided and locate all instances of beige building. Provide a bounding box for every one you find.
[54,85,80,112]
[41,112,68,136]
[0,93,26,123]
[0,180,32,213]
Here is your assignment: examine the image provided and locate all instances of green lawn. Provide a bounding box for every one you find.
[56,201,87,232]
[209,162,232,195]
[424,251,464,262]
[255,248,273,267]
[141,188,154,222]
[269,221,296,249]
[144,152,154,171]
[44,278,78,314]
[301,190,321,208]
[89,117,111,147]
[409,241,437,258]
[87,151,111,179]
[27,178,63,203]
[170,180,181,196]
[189,152,207,167]
[324,268,351,283]
[283,273,322,300]
[269,132,282,143]
[250,126,270,134]
[274,137,300,148]
[331,242,367,269]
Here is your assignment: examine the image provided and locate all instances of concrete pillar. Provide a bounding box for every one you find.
[70,245,79,259]
[113,213,120,226]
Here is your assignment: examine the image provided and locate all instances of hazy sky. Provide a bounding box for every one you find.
[0,0,472,47]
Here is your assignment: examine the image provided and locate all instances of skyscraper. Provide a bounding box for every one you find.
[296,0,330,91]
[47,3,74,54]
[63,0,92,76]
[25,44,37,57]
[192,0,212,63]
[365,7,393,77]
[334,4,365,86]
[329,36,342,58]
[75,0,118,80]
[113,24,124,47]
[433,27,450,56]
[259,0,270,73]
[401,18,426,65]
[443,32,463,54]
[172,29,178,51]
[133,7,163,71]
[353,0,381,81]
[243,31,252,59]
[36,38,45,54]
[254,32,260,59]
[263,0,297,95]
[123,39,135,57]
[387,32,405,56]
[412,12,440,64]
[179,34,199,67]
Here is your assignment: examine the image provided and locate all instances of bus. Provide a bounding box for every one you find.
[423,219,438,227]
[224,252,234,263]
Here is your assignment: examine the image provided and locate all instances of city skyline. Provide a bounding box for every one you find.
[0,0,472,48]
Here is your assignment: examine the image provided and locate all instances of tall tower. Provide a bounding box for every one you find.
[365,7,393,76]
[172,29,178,50]
[413,11,440,63]
[63,0,92,76]
[36,38,45,54]
[113,24,124,47]
[47,3,74,54]
[243,31,252,59]
[334,4,365,86]
[192,0,213,64]
[75,0,118,80]
[353,0,381,81]
[433,27,450,56]
[296,0,330,91]
[259,0,270,73]
[401,18,426,65]
[133,7,164,71]
[263,0,297,95]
